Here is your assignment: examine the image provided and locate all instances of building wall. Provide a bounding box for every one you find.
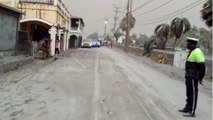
[0,11,19,57]
[19,3,57,24]
[117,45,212,77]
[0,0,11,6]
[1,0,70,29]
[17,1,70,29]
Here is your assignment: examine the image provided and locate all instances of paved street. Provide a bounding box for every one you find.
[0,47,212,120]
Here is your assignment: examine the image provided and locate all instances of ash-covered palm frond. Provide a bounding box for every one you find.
[182,18,191,33]
[154,24,171,50]
[170,17,191,50]
[155,24,170,38]
[114,29,122,42]
[143,38,156,56]
[120,13,136,31]
[201,0,212,27]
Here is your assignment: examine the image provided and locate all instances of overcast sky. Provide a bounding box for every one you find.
[63,0,208,38]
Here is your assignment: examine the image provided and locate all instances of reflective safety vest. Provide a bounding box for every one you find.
[187,48,205,63]
[185,48,205,79]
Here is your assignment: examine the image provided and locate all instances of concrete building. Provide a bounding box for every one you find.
[1,0,71,56]
[0,3,22,58]
[69,16,85,48]
[1,0,85,56]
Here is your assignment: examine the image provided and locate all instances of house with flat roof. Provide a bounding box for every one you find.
[69,16,85,48]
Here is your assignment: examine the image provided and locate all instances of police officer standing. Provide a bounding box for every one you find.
[178,37,206,117]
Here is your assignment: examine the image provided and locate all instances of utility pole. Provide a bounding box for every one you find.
[104,19,108,37]
[130,0,133,12]
[113,7,121,32]
[125,0,132,52]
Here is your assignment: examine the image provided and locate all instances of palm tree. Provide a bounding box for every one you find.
[201,0,212,27]
[120,13,136,51]
[154,24,171,50]
[170,17,191,50]
[199,27,212,53]
[119,13,136,31]
[142,37,156,56]
[138,34,149,46]
[113,29,122,44]
[177,26,200,49]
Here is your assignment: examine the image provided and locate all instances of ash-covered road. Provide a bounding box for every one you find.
[0,47,212,120]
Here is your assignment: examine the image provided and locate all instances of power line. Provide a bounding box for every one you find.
[137,0,206,26]
[87,1,128,24]
[131,0,154,13]
[122,0,143,13]
[144,0,205,22]
[135,0,173,17]
[133,0,143,5]
[121,0,129,13]
[87,14,113,24]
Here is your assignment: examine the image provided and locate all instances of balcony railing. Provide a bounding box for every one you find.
[20,0,54,5]
[70,27,83,34]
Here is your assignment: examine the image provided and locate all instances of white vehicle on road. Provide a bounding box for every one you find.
[81,39,93,48]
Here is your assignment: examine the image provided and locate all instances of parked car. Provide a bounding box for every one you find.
[81,39,92,48]
[96,41,101,47]
[91,40,101,48]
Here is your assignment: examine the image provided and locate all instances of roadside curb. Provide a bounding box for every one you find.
[0,55,33,74]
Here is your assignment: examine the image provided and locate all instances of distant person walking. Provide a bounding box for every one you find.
[55,36,60,55]
[107,39,113,48]
[178,37,206,117]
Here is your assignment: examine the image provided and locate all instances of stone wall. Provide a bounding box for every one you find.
[117,45,175,65]
[116,45,212,77]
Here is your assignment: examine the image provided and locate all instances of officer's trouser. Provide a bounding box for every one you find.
[185,78,198,113]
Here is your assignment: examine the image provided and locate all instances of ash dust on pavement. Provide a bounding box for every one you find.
[0,48,212,120]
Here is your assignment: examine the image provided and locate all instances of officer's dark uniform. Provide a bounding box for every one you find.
[179,37,206,117]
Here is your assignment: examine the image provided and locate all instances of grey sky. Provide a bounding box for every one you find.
[63,0,208,38]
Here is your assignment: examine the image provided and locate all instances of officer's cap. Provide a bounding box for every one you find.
[187,37,199,42]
